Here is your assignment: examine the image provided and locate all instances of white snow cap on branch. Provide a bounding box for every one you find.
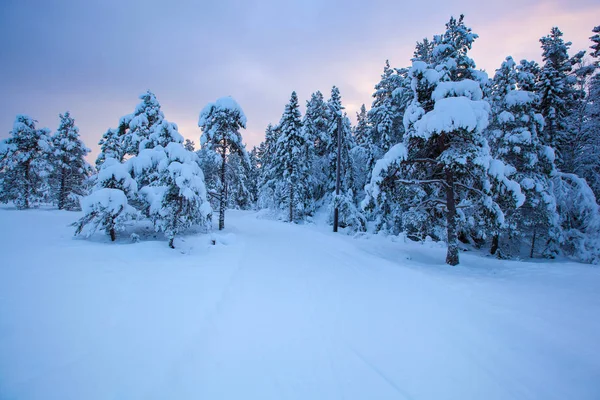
[198,96,247,127]
[432,79,484,101]
[414,97,490,139]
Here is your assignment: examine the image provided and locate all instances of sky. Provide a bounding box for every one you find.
[1,0,599,161]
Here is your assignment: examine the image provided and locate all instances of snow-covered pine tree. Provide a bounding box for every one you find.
[49,112,93,210]
[257,124,281,210]
[97,128,126,167]
[271,91,313,222]
[364,15,522,265]
[144,120,184,150]
[184,139,195,152]
[413,38,435,63]
[535,27,586,169]
[351,104,371,201]
[74,158,138,241]
[325,86,355,195]
[197,145,222,210]
[247,147,260,208]
[122,90,165,157]
[324,87,365,230]
[302,91,330,201]
[488,56,558,258]
[139,143,212,248]
[354,104,370,147]
[366,61,412,170]
[226,151,253,210]
[580,26,600,199]
[552,171,600,264]
[0,115,52,209]
[198,96,248,230]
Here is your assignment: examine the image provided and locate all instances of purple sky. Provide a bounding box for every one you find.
[1,0,598,161]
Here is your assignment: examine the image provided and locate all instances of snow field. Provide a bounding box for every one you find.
[1,207,599,399]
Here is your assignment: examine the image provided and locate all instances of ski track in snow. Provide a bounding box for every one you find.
[0,207,599,399]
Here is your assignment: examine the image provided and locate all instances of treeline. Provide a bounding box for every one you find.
[0,113,92,210]
[254,17,600,265]
[1,16,599,264]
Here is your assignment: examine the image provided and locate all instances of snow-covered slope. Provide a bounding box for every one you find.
[1,207,599,399]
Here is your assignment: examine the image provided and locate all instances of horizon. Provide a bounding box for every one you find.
[1,0,599,162]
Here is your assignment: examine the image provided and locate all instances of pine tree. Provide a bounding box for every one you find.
[75,158,138,241]
[247,147,260,208]
[574,25,600,199]
[271,92,313,222]
[364,15,522,265]
[302,91,330,201]
[184,139,195,152]
[50,112,93,210]
[0,115,52,209]
[366,62,412,170]
[139,143,212,248]
[97,128,125,167]
[326,86,355,196]
[413,38,434,63]
[257,124,281,210]
[226,151,253,210]
[123,90,165,156]
[198,96,248,230]
[488,57,558,258]
[536,27,586,168]
[351,104,372,199]
[354,104,370,147]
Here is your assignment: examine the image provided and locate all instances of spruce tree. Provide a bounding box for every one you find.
[325,86,355,195]
[353,104,370,147]
[124,90,165,156]
[302,91,330,201]
[488,57,558,258]
[184,139,195,152]
[580,26,600,199]
[535,27,586,168]
[272,91,313,222]
[366,62,412,169]
[50,112,93,210]
[0,115,52,209]
[198,96,248,230]
[97,128,125,167]
[138,143,212,248]
[364,15,522,265]
[257,124,281,210]
[75,158,138,241]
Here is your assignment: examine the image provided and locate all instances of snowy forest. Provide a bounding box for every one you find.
[2,16,600,266]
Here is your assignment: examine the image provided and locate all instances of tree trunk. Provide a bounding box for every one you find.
[490,234,499,255]
[219,145,227,230]
[289,184,294,223]
[530,229,536,258]
[169,237,175,249]
[58,168,66,210]
[333,115,341,232]
[445,169,459,266]
[109,227,116,242]
[24,161,31,209]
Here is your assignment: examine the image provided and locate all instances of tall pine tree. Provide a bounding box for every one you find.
[198,96,248,230]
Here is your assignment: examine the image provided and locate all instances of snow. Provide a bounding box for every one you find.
[504,90,535,107]
[198,96,247,127]
[80,188,129,215]
[96,158,138,194]
[488,159,526,207]
[432,79,483,101]
[414,97,490,139]
[1,207,600,399]
[364,143,407,202]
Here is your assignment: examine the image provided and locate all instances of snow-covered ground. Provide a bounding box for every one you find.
[1,206,599,400]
